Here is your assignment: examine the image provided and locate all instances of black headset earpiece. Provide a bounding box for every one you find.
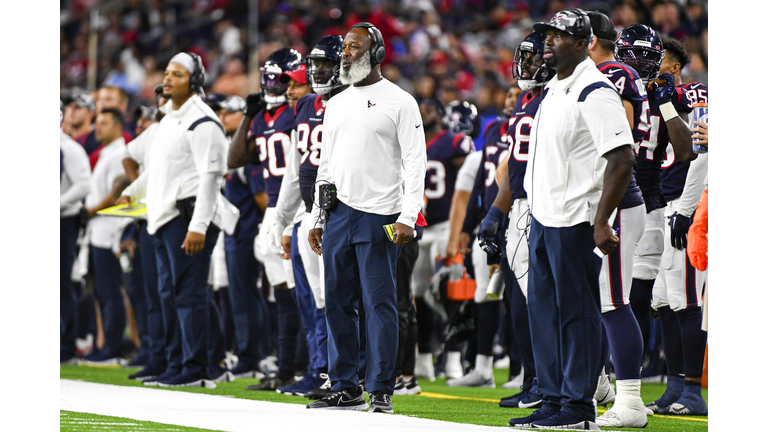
[350,22,386,65]
[185,52,204,94]
[567,8,593,43]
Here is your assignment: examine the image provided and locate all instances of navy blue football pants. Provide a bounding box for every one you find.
[154,216,219,376]
[60,216,80,360]
[124,226,149,359]
[91,245,126,357]
[323,200,400,395]
[225,239,268,367]
[137,222,167,368]
[528,218,603,421]
[291,222,329,373]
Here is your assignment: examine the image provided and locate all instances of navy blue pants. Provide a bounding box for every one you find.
[528,218,602,421]
[323,201,400,394]
[225,240,268,367]
[208,293,226,365]
[91,245,126,357]
[138,222,166,368]
[291,222,329,373]
[154,216,219,376]
[60,216,80,359]
[124,229,149,357]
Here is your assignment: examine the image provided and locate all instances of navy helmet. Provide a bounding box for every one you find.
[513,31,555,91]
[203,92,227,111]
[261,48,303,105]
[615,24,665,84]
[306,35,344,95]
[447,100,480,139]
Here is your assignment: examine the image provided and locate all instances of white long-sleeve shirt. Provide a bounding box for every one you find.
[85,137,132,250]
[121,94,239,235]
[60,130,91,217]
[311,78,427,228]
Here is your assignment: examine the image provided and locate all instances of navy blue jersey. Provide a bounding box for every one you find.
[506,90,541,200]
[224,164,266,250]
[249,104,295,207]
[597,61,645,210]
[661,82,709,202]
[294,94,325,212]
[479,117,510,211]
[424,129,474,225]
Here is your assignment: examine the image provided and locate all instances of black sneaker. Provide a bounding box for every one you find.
[368,391,394,413]
[509,409,555,428]
[306,388,368,411]
[246,375,295,391]
[305,373,331,400]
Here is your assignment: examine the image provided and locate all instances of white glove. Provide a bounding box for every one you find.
[268,220,287,256]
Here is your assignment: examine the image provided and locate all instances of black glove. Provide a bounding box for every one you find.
[649,72,676,105]
[478,207,504,256]
[244,93,266,118]
[668,211,692,250]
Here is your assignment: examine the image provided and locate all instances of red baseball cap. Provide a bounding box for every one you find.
[278,64,307,84]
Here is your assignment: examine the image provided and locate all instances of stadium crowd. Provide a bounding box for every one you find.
[60,0,708,429]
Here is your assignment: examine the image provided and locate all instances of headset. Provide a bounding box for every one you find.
[184,52,205,94]
[349,22,386,65]
[565,8,594,43]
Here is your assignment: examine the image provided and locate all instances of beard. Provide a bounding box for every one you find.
[339,51,372,85]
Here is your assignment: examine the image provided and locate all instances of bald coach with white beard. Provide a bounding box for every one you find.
[306,23,427,414]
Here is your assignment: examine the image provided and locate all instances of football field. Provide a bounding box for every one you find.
[60,365,707,431]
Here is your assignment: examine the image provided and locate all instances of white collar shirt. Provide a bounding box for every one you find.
[140,94,232,235]
[523,57,633,228]
[60,130,91,217]
[85,137,132,250]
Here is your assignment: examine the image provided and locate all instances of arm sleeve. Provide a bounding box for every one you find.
[455,151,482,192]
[273,128,304,226]
[676,152,708,217]
[188,172,220,234]
[395,94,428,228]
[60,178,90,210]
[121,171,148,201]
[686,188,708,271]
[581,87,634,156]
[125,129,148,165]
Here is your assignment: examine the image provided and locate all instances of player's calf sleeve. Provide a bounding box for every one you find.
[476,302,500,356]
[275,287,300,380]
[674,306,707,379]
[630,278,654,356]
[657,306,685,378]
[603,305,643,380]
[415,297,433,354]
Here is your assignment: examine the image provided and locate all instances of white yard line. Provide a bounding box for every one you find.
[60,379,506,432]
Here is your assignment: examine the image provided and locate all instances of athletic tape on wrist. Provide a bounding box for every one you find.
[659,102,679,122]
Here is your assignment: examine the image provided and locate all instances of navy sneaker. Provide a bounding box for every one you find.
[143,368,180,386]
[127,350,150,368]
[157,371,216,389]
[292,371,327,397]
[668,392,708,416]
[306,388,368,410]
[80,350,125,367]
[277,372,308,395]
[305,374,331,400]
[230,361,264,380]
[208,364,235,383]
[531,412,599,430]
[246,375,295,391]
[128,363,167,381]
[509,409,555,428]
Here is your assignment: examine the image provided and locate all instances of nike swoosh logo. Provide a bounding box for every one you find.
[608,68,622,74]
[416,124,421,128]
[615,131,623,135]
[690,83,701,89]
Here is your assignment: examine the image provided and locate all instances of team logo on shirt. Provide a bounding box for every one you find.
[317,108,324,116]
[368,100,376,108]
[268,120,275,127]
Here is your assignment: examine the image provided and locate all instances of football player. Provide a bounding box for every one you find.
[586,11,649,428]
[616,28,707,416]
[481,30,553,410]
[267,35,349,399]
[228,48,304,391]
[413,97,474,381]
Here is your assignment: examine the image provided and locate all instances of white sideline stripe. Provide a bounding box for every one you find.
[60,380,506,432]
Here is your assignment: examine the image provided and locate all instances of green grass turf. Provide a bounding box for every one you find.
[61,365,707,431]
[60,410,222,432]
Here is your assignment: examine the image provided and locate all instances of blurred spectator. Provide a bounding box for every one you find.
[141,56,164,101]
[212,58,249,98]
[217,20,243,57]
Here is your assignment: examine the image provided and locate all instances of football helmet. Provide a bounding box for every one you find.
[447,100,480,139]
[306,35,344,95]
[261,48,303,105]
[513,31,555,91]
[615,24,665,84]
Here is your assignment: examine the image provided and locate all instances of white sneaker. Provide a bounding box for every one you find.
[445,351,464,380]
[596,395,649,428]
[493,355,510,369]
[414,353,435,382]
[393,376,422,395]
[594,371,616,406]
[502,368,524,389]
[446,369,495,388]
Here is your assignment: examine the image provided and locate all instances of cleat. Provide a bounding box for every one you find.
[230,361,265,380]
[208,364,235,383]
[503,368,525,389]
[414,353,435,382]
[532,412,600,430]
[594,371,616,407]
[393,376,422,395]
[444,351,464,380]
[668,392,708,416]
[645,375,684,413]
[306,388,368,410]
[446,369,494,388]
[368,391,394,413]
[518,378,544,409]
[596,395,648,428]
